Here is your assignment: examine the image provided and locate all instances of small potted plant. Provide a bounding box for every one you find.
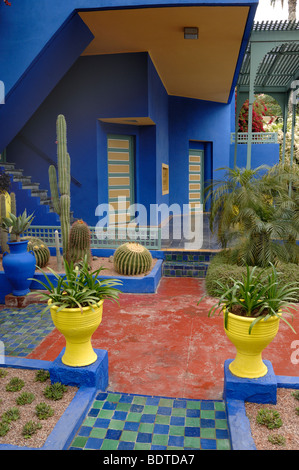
[1,210,36,296]
[200,264,299,379]
[31,255,122,367]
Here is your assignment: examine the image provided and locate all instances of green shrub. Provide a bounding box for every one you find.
[43,382,67,401]
[2,407,20,423]
[0,369,8,378]
[6,377,25,392]
[35,402,54,420]
[256,408,282,430]
[268,433,286,446]
[16,392,35,405]
[22,420,42,439]
[35,370,50,383]
[205,251,299,302]
[0,421,10,437]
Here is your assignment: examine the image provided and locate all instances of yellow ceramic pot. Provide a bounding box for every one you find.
[224,311,281,378]
[50,300,103,367]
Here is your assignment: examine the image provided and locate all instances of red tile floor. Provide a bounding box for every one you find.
[28,278,299,401]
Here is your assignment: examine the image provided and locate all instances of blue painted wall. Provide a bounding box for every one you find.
[230,143,280,169]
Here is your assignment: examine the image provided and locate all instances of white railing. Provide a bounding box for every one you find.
[231,132,278,144]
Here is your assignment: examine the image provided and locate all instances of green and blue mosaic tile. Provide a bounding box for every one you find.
[70,391,231,450]
[0,305,54,357]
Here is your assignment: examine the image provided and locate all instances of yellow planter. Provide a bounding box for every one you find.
[50,300,103,367]
[224,311,281,379]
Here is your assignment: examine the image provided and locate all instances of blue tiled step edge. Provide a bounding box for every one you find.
[162,261,209,278]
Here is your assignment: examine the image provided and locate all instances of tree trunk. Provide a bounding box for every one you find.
[288,0,297,20]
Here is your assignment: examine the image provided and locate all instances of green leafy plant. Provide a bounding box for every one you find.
[1,210,34,242]
[35,369,50,383]
[0,369,8,378]
[0,421,10,437]
[256,408,283,430]
[22,420,42,439]
[295,407,299,416]
[205,165,299,267]
[200,263,299,334]
[35,402,54,420]
[43,382,67,401]
[268,433,286,446]
[31,255,122,314]
[292,390,299,401]
[6,377,25,392]
[16,392,35,405]
[2,407,20,423]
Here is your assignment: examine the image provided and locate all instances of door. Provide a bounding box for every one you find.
[189,148,204,211]
[107,134,135,225]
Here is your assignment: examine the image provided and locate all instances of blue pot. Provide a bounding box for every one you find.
[2,240,36,296]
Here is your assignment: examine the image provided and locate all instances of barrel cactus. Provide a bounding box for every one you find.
[66,219,91,265]
[113,242,152,275]
[22,237,50,268]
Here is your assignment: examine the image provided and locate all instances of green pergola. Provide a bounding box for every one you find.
[235,20,299,169]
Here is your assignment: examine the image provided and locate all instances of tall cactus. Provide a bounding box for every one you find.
[66,219,92,266]
[49,115,71,257]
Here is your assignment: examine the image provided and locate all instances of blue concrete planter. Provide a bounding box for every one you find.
[0,251,164,303]
[224,359,299,450]
[0,354,108,450]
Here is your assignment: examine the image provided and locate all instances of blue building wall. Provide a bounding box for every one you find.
[230,143,280,169]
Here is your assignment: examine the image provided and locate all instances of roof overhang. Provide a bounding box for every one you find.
[79,5,253,104]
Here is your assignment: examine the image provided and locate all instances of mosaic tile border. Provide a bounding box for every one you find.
[69,391,231,450]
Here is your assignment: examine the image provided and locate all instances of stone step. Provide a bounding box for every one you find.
[162,260,210,278]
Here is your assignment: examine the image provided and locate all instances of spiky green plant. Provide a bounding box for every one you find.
[66,219,92,265]
[22,236,50,268]
[113,242,152,275]
[1,210,34,243]
[0,191,16,251]
[49,114,71,257]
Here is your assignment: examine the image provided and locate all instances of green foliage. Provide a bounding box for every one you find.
[16,392,35,406]
[268,434,286,446]
[66,219,92,266]
[0,369,8,378]
[35,402,54,420]
[2,210,34,243]
[205,252,299,303]
[201,260,299,334]
[22,420,42,439]
[2,407,20,423]
[0,421,10,437]
[256,408,282,429]
[6,377,25,392]
[34,369,50,383]
[48,114,71,256]
[206,164,299,267]
[31,255,122,314]
[114,242,153,275]
[43,382,67,401]
[292,390,299,401]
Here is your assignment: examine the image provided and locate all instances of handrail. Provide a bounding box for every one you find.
[17,134,82,187]
[231,132,278,144]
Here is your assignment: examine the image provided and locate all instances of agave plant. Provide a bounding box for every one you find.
[205,165,299,267]
[1,210,34,242]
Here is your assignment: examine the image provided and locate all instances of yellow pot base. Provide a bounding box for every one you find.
[61,341,98,368]
[228,353,268,379]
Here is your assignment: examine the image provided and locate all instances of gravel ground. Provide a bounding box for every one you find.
[245,388,299,450]
[0,368,77,448]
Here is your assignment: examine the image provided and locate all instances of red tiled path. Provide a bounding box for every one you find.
[28,278,299,400]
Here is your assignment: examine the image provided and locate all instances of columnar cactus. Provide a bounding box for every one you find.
[23,237,50,268]
[49,114,71,257]
[66,219,92,265]
[113,242,152,275]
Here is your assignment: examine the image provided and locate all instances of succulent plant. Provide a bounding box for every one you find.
[66,219,92,265]
[113,242,152,275]
[22,236,50,268]
[48,114,71,256]
[1,209,34,242]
